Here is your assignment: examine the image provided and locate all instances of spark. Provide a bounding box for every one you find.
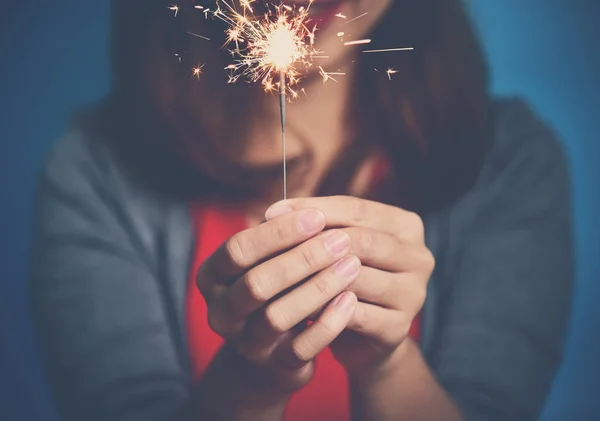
[337,31,345,37]
[192,64,205,79]
[362,47,415,53]
[187,31,211,41]
[289,86,300,99]
[168,5,179,17]
[199,7,211,18]
[342,12,368,26]
[240,0,256,13]
[344,39,371,46]
[318,66,346,83]
[335,13,347,19]
[386,67,398,81]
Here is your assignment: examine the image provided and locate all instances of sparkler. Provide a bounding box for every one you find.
[170,1,415,198]
[214,0,320,199]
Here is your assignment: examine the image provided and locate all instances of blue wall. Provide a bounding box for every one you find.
[1,1,598,420]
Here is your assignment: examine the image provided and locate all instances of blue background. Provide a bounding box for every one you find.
[1,1,598,420]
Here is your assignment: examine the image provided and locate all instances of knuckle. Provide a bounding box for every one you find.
[289,341,312,366]
[382,317,411,347]
[417,247,436,274]
[413,285,428,310]
[224,235,249,268]
[312,274,335,298]
[195,266,208,294]
[424,249,436,272]
[372,281,389,304]
[263,305,289,334]
[351,306,368,333]
[407,211,424,231]
[372,321,389,343]
[318,318,339,338]
[406,211,425,241]
[298,245,319,270]
[207,308,228,336]
[239,342,271,366]
[242,270,270,303]
[355,229,375,256]
[344,196,366,224]
[273,222,289,243]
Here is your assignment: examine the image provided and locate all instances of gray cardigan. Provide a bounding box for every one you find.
[29,98,573,421]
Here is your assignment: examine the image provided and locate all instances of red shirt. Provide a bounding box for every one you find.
[186,204,421,421]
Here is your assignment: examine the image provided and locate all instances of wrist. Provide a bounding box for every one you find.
[219,344,294,407]
[191,343,291,421]
[348,338,414,387]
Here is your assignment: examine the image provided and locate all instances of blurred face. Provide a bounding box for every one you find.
[148,0,395,188]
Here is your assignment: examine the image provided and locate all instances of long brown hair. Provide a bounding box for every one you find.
[95,0,489,214]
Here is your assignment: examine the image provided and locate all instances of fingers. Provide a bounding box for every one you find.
[280,291,358,369]
[266,196,424,243]
[343,227,434,273]
[349,267,427,310]
[260,255,361,335]
[210,230,352,334]
[197,208,326,300]
[218,257,360,367]
[306,267,425,321]
[346,302,411,349]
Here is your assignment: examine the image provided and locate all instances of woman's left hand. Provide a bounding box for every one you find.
[265,196,434,377]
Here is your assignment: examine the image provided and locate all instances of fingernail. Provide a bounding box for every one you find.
[323,231,350,255]
[298,209,325,233]
[335,256,361,278]
[265,202,293,220]
[332,292,356,313]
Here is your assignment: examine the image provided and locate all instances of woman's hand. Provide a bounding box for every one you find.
[265,196,434,378]
[196,208,361,399]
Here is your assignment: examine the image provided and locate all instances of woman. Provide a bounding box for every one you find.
[29,0,573,420]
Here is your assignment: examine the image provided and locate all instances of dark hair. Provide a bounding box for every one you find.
[96,0,489,213]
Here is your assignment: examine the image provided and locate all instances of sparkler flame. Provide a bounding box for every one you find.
[215,0,319,95]
[169,1,415,199]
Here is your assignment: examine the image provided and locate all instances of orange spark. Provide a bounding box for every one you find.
[192,64,205,79]
[168,5,179,17]
[342,12,368,26]
[344,39,372,46]
[363,47,414,53]
[318,66,346,83]
[187,31,211,41]
[386,67,398,81]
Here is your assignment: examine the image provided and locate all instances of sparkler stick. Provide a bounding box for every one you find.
[279,70,287,199]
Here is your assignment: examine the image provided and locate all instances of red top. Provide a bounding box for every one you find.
[186,162,420,420]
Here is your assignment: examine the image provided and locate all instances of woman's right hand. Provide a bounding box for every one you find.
[196,208,360,398]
